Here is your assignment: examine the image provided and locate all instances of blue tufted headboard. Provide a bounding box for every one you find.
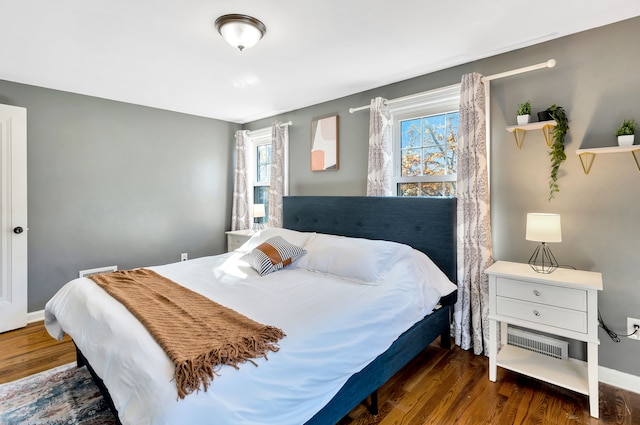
[282,196,457,285]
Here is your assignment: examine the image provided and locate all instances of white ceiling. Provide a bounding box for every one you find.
[2,1,640,124]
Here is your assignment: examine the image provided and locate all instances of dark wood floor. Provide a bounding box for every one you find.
[1,322,639,424]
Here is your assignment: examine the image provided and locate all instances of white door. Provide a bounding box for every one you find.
[0,104,28,333]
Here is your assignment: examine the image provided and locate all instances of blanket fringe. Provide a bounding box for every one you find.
[174,326,286,399]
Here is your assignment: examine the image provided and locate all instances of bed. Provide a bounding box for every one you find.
[45,195,457,425]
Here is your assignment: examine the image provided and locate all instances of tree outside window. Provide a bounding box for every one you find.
[398,111,458,197]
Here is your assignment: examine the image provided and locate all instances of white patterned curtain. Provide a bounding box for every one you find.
[268,122,287,228]
[454,73,494,356]
[366,97,393,196]
[231,130,251,231]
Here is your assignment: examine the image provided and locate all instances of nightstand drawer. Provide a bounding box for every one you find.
[228,241,243,251]
[228,235,249,250]
[496,277,586,311]
[225,230,254,252]
[496,297,588,333]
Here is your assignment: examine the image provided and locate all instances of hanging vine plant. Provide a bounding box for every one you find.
[547,104,569,201]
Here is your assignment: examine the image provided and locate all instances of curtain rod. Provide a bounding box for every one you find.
[348,83,460,114]
[246,121,292,136]
[348,59,556,114]
[481,59,556,82]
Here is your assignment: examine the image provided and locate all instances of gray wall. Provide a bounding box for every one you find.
[2,16,638,378]
[0,81,239,311]
[246,17,640,377]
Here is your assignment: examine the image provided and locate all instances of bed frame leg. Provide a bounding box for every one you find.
[439,305,453,350]
[75,345,87,367]
[440,329,451,349]
[369,390,379,416]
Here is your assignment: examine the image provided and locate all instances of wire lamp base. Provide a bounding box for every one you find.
[528,242,558,274]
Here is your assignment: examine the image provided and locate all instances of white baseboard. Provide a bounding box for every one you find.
[600,365,640,395]
[27,309,44,323]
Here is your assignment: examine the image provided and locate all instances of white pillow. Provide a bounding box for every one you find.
[407,249,457,297]
[294,233,412,285]
[237,227,314,253]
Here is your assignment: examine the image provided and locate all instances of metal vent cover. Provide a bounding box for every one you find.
[79,265,118,278]
[507,327,568,360]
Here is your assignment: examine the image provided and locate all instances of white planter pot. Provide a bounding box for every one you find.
[517,114,530,125]
[618,135,635,147]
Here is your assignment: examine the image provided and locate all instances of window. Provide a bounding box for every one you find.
[254,143,271,219]
[397,111,458,196]
[246,125,289,224]
[391,84,460,197]
[248,129,272,222]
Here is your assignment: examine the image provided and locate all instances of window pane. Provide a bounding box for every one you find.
[422,115,447,147]
[398,183,419,197]
[401,148,422,177]
[446,145,457,174]
[443,112,458,175]
[419,182,457,197]
[401,119,422,149]
[420,182,444,196]
[444,181,456,196]
[253,186,269,222]
[257,165,269,182]
[256,145,271,183]
[257,144,271,164]
[422,146,448,175]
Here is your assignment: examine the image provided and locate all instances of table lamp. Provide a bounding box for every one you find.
[252,204,266,232]
[526,213,561,274]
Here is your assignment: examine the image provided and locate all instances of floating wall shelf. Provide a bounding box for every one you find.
[576,145,640,174]
[506,120,557,149]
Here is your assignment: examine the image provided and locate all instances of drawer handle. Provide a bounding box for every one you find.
[533,290,541,297]
[533,310,540,317]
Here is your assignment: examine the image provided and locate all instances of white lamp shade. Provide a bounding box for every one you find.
[252,204,265,218]
[526,213,562,243]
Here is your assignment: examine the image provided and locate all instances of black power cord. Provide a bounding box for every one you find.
[559,264,639,343]
[598,311,640,343]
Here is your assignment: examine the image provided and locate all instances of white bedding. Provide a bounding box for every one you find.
[45,231,456,425]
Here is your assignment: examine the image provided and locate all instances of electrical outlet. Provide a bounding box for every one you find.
[628,317,640,340]
[180,253,188,262]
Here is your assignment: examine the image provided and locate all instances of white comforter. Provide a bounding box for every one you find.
[45,232,456,425]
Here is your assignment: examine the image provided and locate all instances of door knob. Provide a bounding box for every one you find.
[13,226,24,234]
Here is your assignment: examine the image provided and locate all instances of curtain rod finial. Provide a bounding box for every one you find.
[547,59,557,68]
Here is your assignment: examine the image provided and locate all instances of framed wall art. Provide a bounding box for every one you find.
[311,115,339,171]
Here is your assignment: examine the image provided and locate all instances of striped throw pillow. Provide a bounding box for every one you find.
[240,236,307,276]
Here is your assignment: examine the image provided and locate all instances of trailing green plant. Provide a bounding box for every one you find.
[547,104,568,201]
[615,118,636,136]
[517,101,532,116]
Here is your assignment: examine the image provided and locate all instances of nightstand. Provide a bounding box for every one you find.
[225,229,254,252]
[485,261,603,418]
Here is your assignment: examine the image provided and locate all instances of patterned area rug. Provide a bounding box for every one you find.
[0,363,117,424]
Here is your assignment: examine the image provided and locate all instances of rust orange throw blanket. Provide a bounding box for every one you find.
[89,269,285,399]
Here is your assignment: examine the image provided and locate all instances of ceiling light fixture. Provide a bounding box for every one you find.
[214,14,266,51]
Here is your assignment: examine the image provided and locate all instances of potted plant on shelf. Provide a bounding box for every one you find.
[615,119,636,147]
[537,108,553,122]
[547,105,568,201]
[517,101,532,125]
